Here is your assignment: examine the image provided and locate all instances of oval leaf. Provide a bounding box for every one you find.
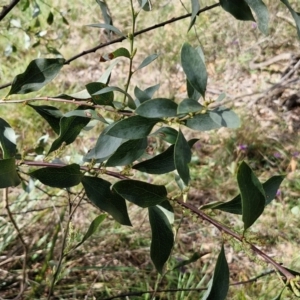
[181,43,207,97]
[151,127,179,144]
[133,145,176,174]
[93,86,135,109]
[203,245,229,300]
[185,113,221,131]
[7,58,65,96]
[238,161,266,231]
[86,82,114,106]
[209,106,240,128]
[106,138,147,166]
[30,163,83,188]
[138,0,152,11]
[220,0,255,21]
[74,214,106,249]
[84,132,123,162]
[113,180,168,208]
[188,0,200,31]
[135,98,178,118]
[177,98,204,114]
[202,175,285,214]
[100,47,130,62]
[245,0,269,35]
[187,79,201,101]
[28,104,62,134]
[87,23,125,37]
[82,176,131,226]
[0,158,21,188]
[48,113,91,154]
[0,118,17,159]
[136,54,159,71]
[281,0,300,38]
[106,116,162,139]
[149,204,174,274]
[174,130,191,186]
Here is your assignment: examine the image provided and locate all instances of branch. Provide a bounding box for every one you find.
[18,160,129,180]
[0,0,20,22]
[0,3,220,90]
[177,200,295,282]
[0,97,134,116]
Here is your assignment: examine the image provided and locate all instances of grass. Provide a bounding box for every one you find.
[1,0,300,299]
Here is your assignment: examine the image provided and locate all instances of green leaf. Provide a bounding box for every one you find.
[133,145,176,174]
[181,43,207,98]
[135,98,178,118]
[63,108,107,124]
[47,11,54,25]
[28,104,62,134]
[106,116,161,139]
[216,93,226,102]
[149,204,174,273]
[136,54,159,71]
[92,86,135,109]
[281,0,300,38]
[238,161,266,231]
[272,287,285,300]
[84,124,123,162]
[177,98,204,114]
[82,176,131,226]
[134,84,160,104]
[264,175,285,205]
[133,139,197,174]
[209,106,240,128]
[245,0,269,35]
[151,127,178,144]
[173,252,203,270]
[100,47,130,62]
[96,0,113,28]
[48,113,90,154]
[202,245,229,300]
[185,113,221,131]
[188,0,200,31]
[187,79,201,101]
[56,60,119,100]
[174,130,191,186]
[86,82,114,106]
[113,180,168,208]
[30,163,83,188]
[0,158,21,188]
[138,0,152,11]
[106,138,147,166]
[202,175,285,214]
[220,0,255,21]
[7,58,65,96]
[0,118,17,159]
[87,23,125,37]
[75,214,106,249]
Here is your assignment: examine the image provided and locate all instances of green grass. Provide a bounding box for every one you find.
[1,1,300,299]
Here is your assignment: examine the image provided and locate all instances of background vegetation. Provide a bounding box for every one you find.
[0,0,300,299]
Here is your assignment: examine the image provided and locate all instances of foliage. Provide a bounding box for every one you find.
[0,0,300,299]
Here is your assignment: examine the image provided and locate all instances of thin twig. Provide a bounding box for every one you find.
[47,189,85,299]
[0,0,20,22]
[101,269,275,300]
[0,3,220,90]
[2,188,28,300]
[177,200,295,282]
[18,159,129,180]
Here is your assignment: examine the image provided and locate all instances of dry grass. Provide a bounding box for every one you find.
[1,1,300,299]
